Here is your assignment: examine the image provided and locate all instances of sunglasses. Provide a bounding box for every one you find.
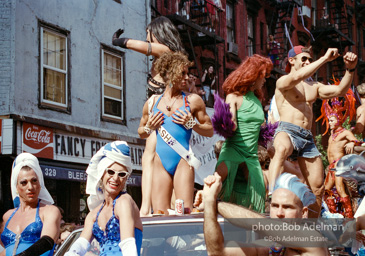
[106,168,129,178]
[300,56,313,63]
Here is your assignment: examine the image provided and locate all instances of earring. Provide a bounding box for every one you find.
[169,83,173,88]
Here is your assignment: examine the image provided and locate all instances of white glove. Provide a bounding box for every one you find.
[65,237,90,256]
[119,237,138,256]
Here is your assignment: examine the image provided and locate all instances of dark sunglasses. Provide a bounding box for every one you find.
[301,56,313,63]
[106,168,129,178]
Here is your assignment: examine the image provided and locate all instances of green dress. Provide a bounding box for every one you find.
[217,91,266,213]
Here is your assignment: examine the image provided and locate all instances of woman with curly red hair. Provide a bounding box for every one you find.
[216,54,273,213]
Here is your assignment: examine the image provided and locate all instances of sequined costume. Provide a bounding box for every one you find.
[217,91,266,213]
[153,92,192,176]
[93,192,142,256]
[1,201,54,256]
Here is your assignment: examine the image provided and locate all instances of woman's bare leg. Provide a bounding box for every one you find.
[174,159,195,211]
[151,154,173,214]
[140,133,157,216]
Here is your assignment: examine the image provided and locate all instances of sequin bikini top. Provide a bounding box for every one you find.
[92,192,126,246]
[1,201,43,247]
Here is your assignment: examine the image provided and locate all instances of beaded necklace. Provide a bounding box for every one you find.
[269,246,285,255]
[331,127,345,141]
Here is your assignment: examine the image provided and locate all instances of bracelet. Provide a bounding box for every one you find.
[346,68,356,73]
[184,117,197,130]
[144,126,154,135]
[350,140,362,146]
[146,41,152,56]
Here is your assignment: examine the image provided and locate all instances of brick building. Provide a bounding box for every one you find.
[152,0,365,134]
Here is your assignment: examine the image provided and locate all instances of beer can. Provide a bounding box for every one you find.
[175,199,184,215]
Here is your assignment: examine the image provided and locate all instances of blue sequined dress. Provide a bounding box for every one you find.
[1,200,54,256]
[92,192,143,256]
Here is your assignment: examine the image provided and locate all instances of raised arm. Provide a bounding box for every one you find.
[277,48,339,92]
[318,52,358,99]
[112,29,170,57]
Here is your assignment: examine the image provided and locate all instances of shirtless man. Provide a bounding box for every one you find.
[268,45,358,217]
[325,114,359,217]
[194,172,328,256]
[354,83,365,138]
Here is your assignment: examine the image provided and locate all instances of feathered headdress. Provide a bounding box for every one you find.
[315,76,356,135]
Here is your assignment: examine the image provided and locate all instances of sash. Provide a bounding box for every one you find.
[157,126,201,170]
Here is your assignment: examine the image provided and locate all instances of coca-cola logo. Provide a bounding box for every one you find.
[25,127,51,144]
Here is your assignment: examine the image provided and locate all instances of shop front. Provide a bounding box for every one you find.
[0,119,144,223]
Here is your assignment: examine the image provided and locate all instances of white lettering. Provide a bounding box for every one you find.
[25,127,51,144]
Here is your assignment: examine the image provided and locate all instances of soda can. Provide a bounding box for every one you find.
[175,199,184,215]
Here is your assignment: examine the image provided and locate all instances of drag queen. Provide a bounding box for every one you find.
[215,54,273,213]
[139,52,213,214]
[1,153,60,256]
[112,16,186,216]
[65,141,142,256]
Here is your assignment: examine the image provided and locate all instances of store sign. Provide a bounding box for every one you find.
[22,123,53,159]
[40,165,87,181]
[40,164,141,185]
[53,131,144,170]
[21,123,144,170]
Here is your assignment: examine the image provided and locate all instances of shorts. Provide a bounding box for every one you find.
[274,121,321,158]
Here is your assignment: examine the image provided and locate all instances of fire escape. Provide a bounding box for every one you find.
[311,0,355,80]
[153,1,225,100]
[269,0,303,74]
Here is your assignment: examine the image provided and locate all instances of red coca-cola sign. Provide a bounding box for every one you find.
[22,123,53,159]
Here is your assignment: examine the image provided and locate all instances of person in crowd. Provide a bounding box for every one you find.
[316,88,358,218]
[194,172,327,255]
[139,51,213,214]
[268,45,357,217]
[201,65,216,105]
[54,223,77,252]
[214,54,273,213]
[113,16,186,216]
[65,141,142,256]
[0,153,61,256]
[267,35,279,68]
[186,73,205,97]
[354,82,365,138]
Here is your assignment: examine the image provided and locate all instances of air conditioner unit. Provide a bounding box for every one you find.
[298,6,311,18]
[227,42,238,55]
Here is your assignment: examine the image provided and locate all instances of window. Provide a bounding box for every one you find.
[226,3,235,43]
[40,27,68,108]
[247,14,255,56]
[102,49,124,122]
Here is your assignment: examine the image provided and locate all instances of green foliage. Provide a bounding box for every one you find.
[314,134,329,169]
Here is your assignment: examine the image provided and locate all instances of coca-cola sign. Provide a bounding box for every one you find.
[22,123,53,159]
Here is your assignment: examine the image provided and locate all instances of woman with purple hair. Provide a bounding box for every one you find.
[214,54,273,213]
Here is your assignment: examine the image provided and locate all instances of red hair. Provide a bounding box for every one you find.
[222,54,273,100]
